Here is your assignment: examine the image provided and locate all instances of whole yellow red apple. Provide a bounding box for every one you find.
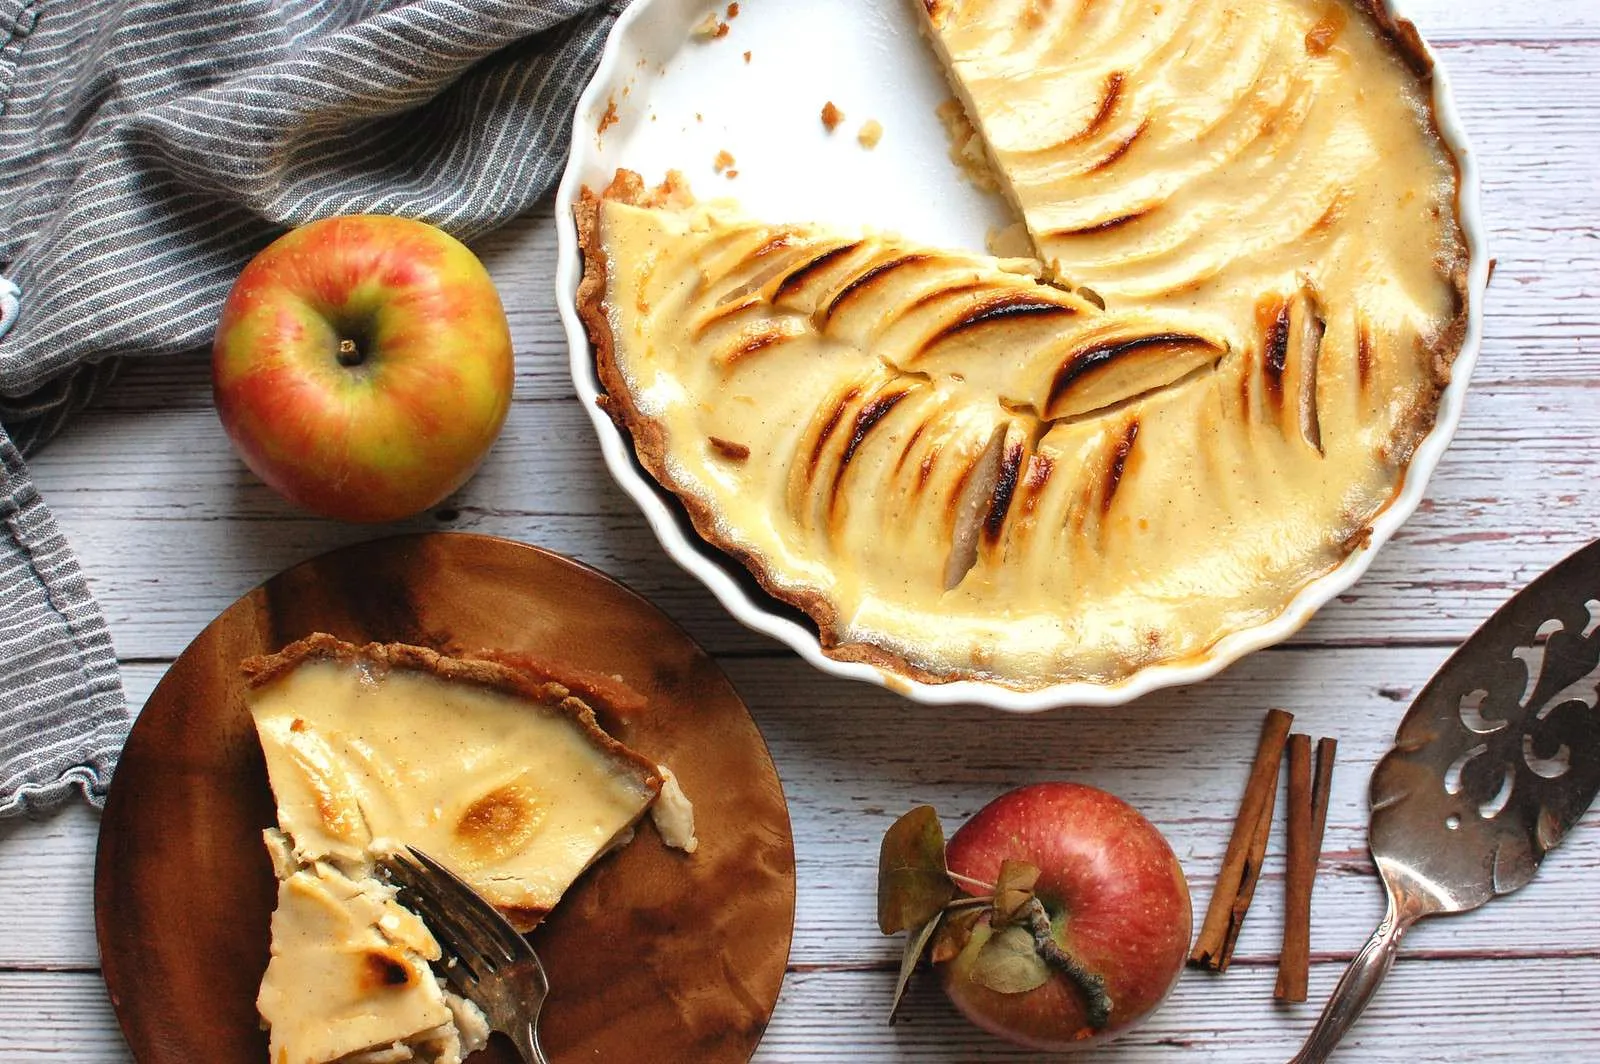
[213,215,513,523]
[939,782,1192,1051]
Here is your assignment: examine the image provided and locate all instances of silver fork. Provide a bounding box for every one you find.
[379,847,552,1064]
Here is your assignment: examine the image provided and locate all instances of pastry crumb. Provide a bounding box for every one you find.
[693,11,730,39]
[727,2,740,16]
[604,169,695,211]
[713,150,736,174]
[857,119,883,149]
[597,96,620,135]
[743,50,752,63]
[652,765,699,854]
[725,169,739,180]
[821,101,845,133]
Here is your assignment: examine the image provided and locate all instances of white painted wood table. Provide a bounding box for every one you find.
[3,3,1598,1059]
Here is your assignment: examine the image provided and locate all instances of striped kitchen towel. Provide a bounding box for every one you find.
[0,0,626,817]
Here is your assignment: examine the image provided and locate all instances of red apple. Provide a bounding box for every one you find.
[939,782,1191,1051]
[213,215,513,523]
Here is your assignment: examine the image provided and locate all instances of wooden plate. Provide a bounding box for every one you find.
[95,533,795,1063]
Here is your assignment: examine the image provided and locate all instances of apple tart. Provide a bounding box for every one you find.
[256,841,491,1064]
[246,634,693,1063]
[575,0,1469,690]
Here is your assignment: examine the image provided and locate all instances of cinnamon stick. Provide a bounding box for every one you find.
[1275,734,1315,1001]
[1311,737,1337,855]
[1215,743,1281,971]
[1190,707,1294,971]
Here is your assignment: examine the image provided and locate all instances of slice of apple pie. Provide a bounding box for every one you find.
[256,836,490,1064]
[574,0,1469,691]
[246,634,686,1064]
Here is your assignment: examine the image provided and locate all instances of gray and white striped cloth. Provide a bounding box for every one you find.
[0,0,624,817]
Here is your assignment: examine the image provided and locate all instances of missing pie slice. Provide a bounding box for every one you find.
[246,634,693,1064]
[574,0,1469,691]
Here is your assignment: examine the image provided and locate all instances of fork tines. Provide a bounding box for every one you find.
[380,846,534,979]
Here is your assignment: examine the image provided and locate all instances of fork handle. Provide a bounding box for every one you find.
[508,1024,553,1062]
[1288,895,1412,1064]
[511,1020,551,1064]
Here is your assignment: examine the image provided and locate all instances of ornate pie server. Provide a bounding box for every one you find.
[1291,538,1600,1063]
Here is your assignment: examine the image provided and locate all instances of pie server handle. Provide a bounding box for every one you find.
[1286,890,1414,1064]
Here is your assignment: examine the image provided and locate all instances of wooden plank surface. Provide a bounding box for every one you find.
[8,956,1600,1063]
[5,1,1599,1060]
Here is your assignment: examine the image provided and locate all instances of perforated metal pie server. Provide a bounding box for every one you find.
[1290,538,1600,1063]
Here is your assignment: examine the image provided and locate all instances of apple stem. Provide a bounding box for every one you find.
[1023,898,1113,1031]
[337,338,363,367]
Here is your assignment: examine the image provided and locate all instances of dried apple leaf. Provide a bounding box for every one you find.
[931,906,984,964]
[968,923,1052,995]
[991,859,1040,926]
[888,911,943,1024]
[877,806,956,934]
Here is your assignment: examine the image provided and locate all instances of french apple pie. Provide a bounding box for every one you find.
[246,634,695,1063]
[575,0,1469,690]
